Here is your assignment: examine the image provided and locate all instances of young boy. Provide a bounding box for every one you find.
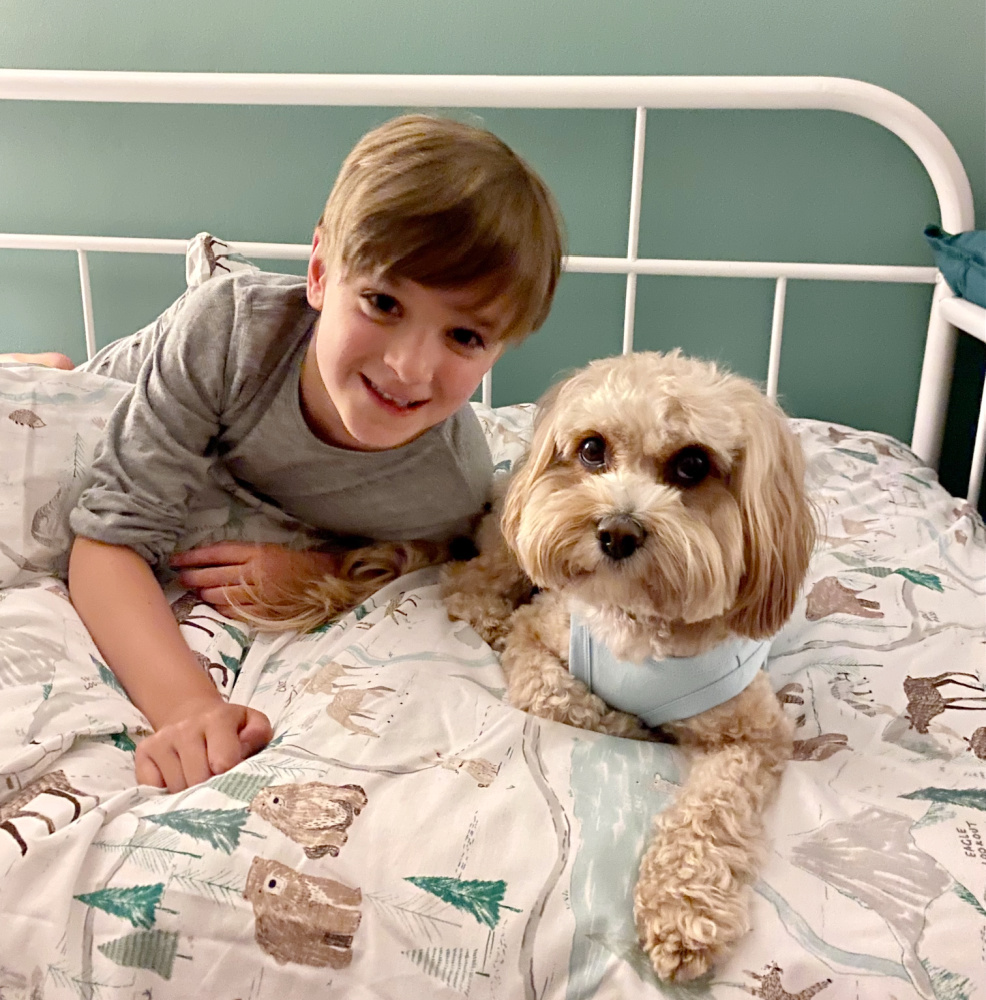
[37,114,563,794]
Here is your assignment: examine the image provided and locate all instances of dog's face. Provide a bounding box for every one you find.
[501,351,815,638]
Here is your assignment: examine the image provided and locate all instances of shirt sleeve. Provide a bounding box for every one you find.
[70,278,239,567]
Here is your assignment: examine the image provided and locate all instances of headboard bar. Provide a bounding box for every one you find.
[0,234,941,282]
[0,71,973,229]
[0,70,979,501]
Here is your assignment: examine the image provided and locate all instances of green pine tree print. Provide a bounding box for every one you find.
[829,553,945,592]
[901,788,986,811]
[93,654,125,695]
[954,883,986,918]
[146,807,259,854]
[98,929,185,979]
[219,651,241,676]
[110,727,137,753]
[893,568,944,591]
[404,876,519,929]
[209,771,272,802]
[216,621,250,647]
[402,946,478,991]
[75,883,165,929]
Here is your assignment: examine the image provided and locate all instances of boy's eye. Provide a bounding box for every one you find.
[363,292,400,315]
[450,328,485,350]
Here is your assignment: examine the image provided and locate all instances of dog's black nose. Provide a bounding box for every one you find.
[597,515,646,560]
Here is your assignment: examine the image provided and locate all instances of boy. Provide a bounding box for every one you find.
[37,114,563,794]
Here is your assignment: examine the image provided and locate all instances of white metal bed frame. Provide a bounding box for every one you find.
[0,70,983,504]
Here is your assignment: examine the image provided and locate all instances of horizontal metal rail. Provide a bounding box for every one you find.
[0,234,941,283]
[0,69,979,500]
[0,70,973,233]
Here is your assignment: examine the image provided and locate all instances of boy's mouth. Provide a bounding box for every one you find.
[362,375,428,412]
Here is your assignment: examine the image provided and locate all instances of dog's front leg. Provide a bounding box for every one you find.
[633,672,792,981]
[501,596,651,740]
[441,503,535,650]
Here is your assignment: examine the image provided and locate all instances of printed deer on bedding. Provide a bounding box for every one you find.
[903,671,986,733]
[0,770,96,856]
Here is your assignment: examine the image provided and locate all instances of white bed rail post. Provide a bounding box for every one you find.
[969,390,986,508]
[911,278,960,468]
[766,276,787,401]
[76,250,97,361]
[622,107,648,355]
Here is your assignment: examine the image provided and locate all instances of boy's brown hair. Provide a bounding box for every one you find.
[317,114,564,342]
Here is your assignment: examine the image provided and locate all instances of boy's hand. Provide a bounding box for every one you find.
[136,696,273,792]
[170,542,338,619]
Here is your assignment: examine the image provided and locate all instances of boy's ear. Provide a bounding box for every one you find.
[306,231,328,311]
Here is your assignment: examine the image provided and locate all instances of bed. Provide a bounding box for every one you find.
[0,72,984,999]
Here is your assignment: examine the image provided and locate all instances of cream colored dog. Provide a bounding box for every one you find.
[442,350,816,981]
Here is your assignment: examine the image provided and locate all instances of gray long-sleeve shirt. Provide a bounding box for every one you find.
[71,271,493,567]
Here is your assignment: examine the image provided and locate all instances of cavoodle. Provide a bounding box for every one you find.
[441,349,816,980]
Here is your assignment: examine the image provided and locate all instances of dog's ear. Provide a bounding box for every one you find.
[726,395,817,638]
[500,378,566,550]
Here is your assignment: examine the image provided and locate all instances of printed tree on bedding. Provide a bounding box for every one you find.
[405,876,520,928]
[98,929,190,979]
[146,806,262,854]
[75,883,168,929]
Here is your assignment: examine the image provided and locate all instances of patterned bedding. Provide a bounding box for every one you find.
[1,374,984,999]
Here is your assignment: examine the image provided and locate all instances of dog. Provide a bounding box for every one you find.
[441,349,816,981]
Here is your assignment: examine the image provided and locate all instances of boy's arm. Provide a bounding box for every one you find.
[69,536,272,791]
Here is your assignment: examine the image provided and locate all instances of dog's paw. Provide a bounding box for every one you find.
[443,591,515,649]
[634,882,749,981]
[633,835,751,981]
[596,709,655,741]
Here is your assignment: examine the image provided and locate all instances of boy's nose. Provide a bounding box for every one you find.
[384,329,439,386]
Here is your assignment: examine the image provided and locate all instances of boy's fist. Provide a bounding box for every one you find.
[136,698,273,792]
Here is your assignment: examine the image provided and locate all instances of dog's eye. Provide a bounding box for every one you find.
[577,436,607,470]
[666,446,711,487]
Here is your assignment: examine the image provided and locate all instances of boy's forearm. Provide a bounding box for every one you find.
[68,537,222,729]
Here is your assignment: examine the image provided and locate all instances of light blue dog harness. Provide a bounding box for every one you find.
[568,614,770,727]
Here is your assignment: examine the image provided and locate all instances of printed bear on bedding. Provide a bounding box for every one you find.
[249,781,367,858]
[244,856,362,968]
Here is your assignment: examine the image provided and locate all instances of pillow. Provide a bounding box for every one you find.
[470,401,536,475]
[0,364,132,587]
[185,231,260,288]
[0,362,327,590]
[0,240,317,591]
[923,225,986,308]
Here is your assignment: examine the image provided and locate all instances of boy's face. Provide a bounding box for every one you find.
[302,238,511,451]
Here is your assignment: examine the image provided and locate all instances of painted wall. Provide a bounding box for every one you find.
[1,0,984,500]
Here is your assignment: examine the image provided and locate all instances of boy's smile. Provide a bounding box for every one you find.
[300,236,509,451]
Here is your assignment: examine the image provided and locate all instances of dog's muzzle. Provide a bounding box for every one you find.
[597,514,646,561]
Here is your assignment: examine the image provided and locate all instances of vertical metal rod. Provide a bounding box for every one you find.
[766,276,787,401]
[911,278,956,467]
[967,387,986,507]
[77,249,96,360]
[622,106,647,355]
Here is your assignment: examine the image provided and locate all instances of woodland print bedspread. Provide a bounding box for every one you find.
[0,389,983,998]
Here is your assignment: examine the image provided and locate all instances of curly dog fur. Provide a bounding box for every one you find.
[441,349,816,980]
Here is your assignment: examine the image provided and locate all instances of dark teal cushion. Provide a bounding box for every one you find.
[923,225,986,308]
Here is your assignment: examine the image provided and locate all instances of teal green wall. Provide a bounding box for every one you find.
[1,0,984,501]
